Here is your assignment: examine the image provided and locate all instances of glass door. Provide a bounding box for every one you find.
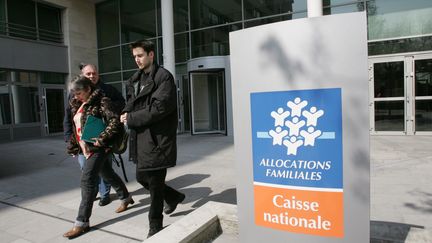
[176,74,190,133]
[370,58,406,134]
[414,55,432,134]
[189,71,226,135]
[42,87,65,135]
[369,54,432,135]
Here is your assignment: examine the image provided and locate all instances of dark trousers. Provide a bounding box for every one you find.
[136,168,183,222]
[77,151,129,223]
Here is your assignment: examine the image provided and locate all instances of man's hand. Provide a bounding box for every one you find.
[120,113,128,124]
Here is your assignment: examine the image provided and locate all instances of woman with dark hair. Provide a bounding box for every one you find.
[63,75,134,239]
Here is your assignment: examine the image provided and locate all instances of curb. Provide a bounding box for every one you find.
[145,201,238,243]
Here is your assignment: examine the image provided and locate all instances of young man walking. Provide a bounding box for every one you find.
[120,40,185,238]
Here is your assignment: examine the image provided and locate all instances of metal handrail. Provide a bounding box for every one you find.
[0,20,63,43]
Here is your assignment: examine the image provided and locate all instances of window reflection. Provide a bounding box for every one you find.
[175,33,189,63]
[373,62,404,98]
[191,24,241,58]
[120,0,156,43]
[99,73,121,83]
[368,0,432,40]
[11,85,40,124]
[98,47,121,73]
[190,0,242,29]
[324,2,364,15]
[368,36,432,56]
[174,0,189,32]
[7,0,36,40]
[244,12,306,28]
[0,0,5,35]
[244,0,300,20]
[415,100,432,131]
[0,84,11,125]
[37,4,62,42]
[40,72,65,85]
[415,59,432,97]
[96,0,120,48]
[4,0,62,43]
[374,101,404,131]
[121,44,136,70]
[0,69,7,81]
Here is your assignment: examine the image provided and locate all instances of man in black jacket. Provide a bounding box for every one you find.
[63,63,125,207]
[120,40,185,238]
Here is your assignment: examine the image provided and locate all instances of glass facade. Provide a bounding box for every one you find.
[367,0,432,56]
[173,0,188,33]
[244,0,304,19]
[190,0,242,29]
[367,0,432,40]
[0,0,63,43]
[96,0,368,82]
[120,0,157,43]
[191,24,241,58]
[0,69,66,141]
[96,0,119,48]
[96,0,162,85]
[93,0,432,134]
[0,84,11,125]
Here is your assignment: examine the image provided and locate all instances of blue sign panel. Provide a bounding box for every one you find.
[250,88,343,189]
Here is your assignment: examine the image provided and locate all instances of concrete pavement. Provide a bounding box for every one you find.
[0,134,432,242]
[0,134,235,243]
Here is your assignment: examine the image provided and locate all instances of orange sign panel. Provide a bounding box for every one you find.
[254,185,344,238]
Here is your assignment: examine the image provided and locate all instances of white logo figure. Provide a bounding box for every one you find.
[269,126,289,145]
[300,127,322,146]
[266,97,326,155]
[270,107,290,127]
[287,97,308,117]
[285,117,306,136]
[283,136,304,155]
[302,106,324,126]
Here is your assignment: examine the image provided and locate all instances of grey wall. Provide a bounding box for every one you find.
[0,37,68,73]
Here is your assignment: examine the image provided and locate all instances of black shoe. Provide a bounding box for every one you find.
[164,193,185,215]
[147,220,163,238]
[98,197,111,206]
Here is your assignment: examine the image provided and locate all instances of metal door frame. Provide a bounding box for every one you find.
[40,85,66,136]
[369,53,432,135]
[189,70,227,135]
[412,53,432,135]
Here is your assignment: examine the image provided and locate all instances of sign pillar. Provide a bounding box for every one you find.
[230,12,369,243]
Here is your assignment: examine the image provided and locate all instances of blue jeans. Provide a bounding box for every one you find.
[78,154,111,199]
[77,150,129,223]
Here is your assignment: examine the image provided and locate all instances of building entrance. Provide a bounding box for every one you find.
[41,87,65,135]
[369,54,432,135]
[189,71,226,135]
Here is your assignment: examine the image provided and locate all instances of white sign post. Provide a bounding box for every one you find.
[230,12,369,242]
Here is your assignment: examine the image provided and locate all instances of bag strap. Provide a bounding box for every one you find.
[112,153,128,182]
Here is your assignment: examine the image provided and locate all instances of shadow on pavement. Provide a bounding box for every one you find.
[370,220,424,243]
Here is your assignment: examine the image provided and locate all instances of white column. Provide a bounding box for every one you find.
[161,0,176,76]
[307,0,323,17]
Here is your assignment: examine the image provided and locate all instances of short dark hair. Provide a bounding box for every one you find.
[69,75,95,93]
[129,39,155,54]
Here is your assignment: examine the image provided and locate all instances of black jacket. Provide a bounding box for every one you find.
[63,81,125,142]
[123,63,177,171]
